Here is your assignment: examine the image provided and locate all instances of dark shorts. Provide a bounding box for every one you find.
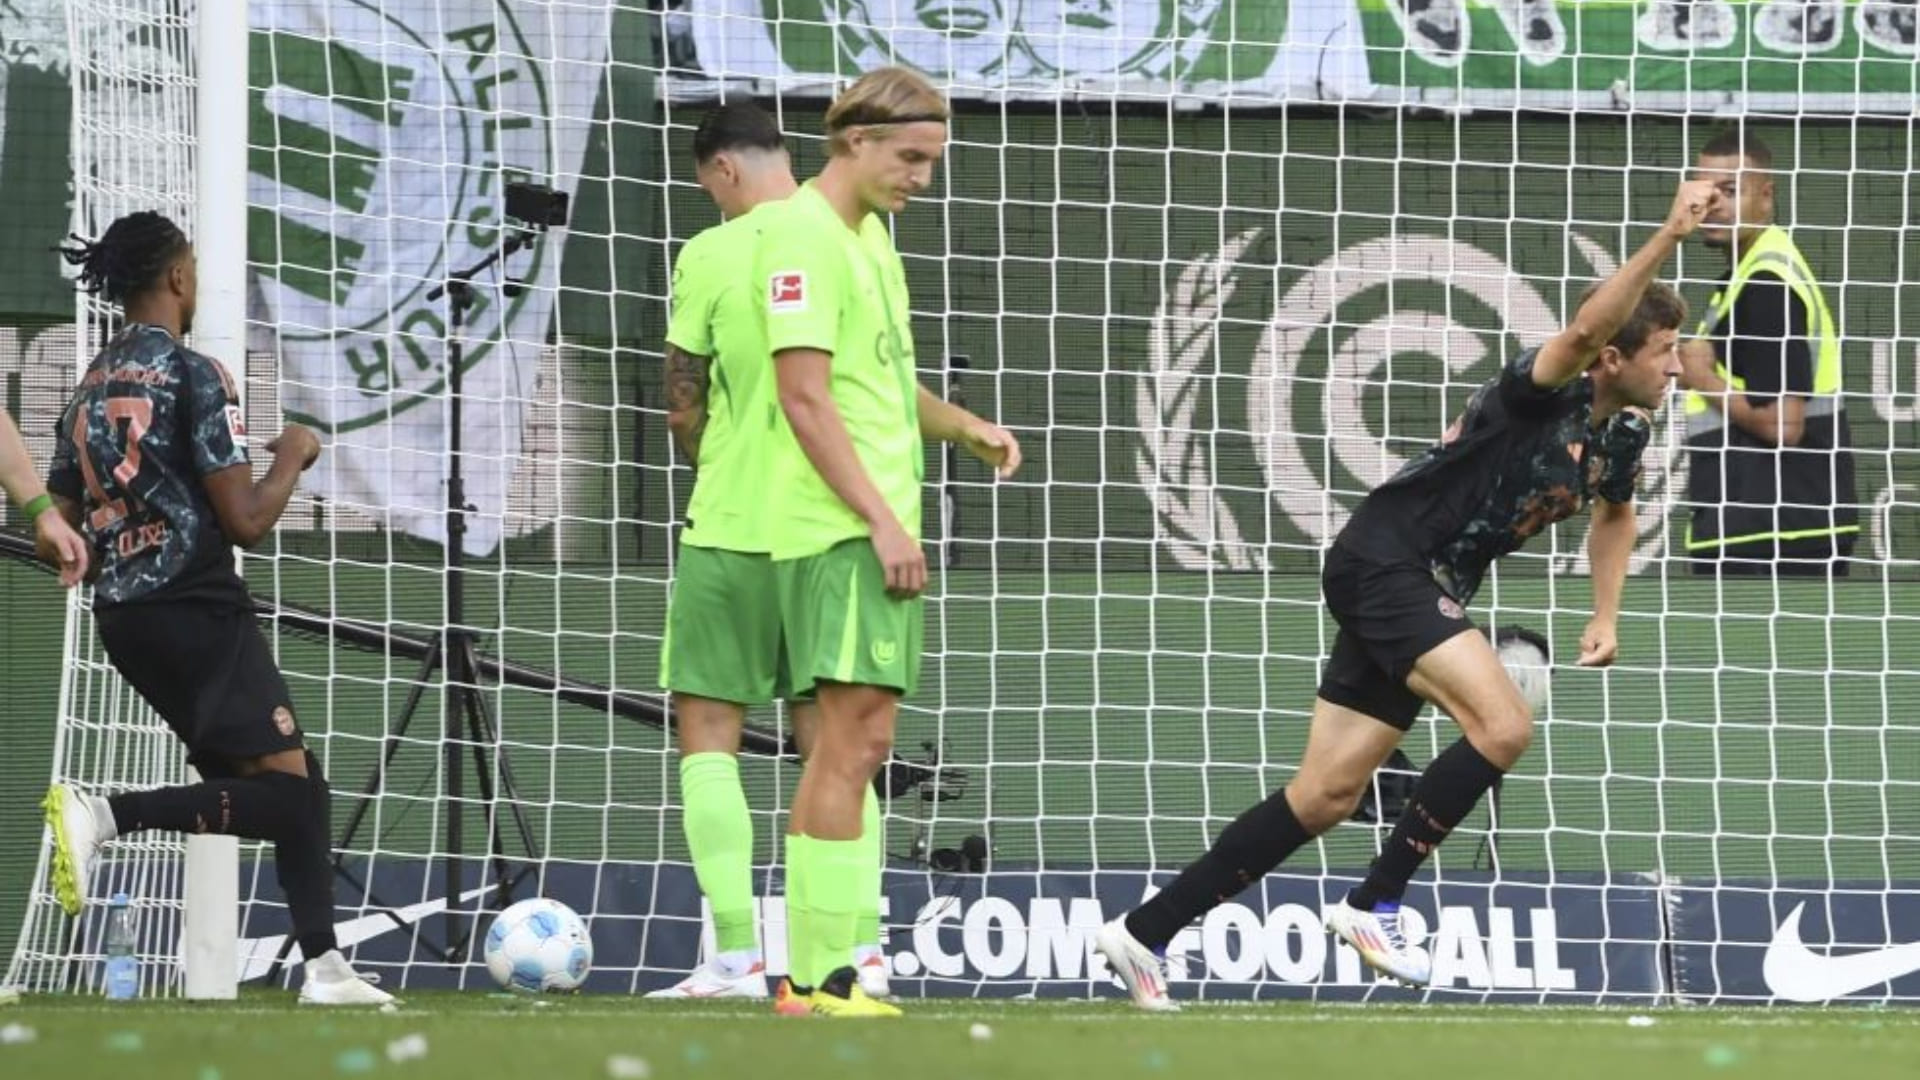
[96,600,304,768]
[1317,543,1477,731]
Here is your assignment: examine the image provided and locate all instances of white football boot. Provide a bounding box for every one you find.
[299,949,397,1006]
[645,960,769,999]
[1093,918,1179,1012]
[42,785,105,917]
[1325,901,1432,987]
[855,950,892,1000]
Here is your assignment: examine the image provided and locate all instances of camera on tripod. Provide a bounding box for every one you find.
[505,181,569,230]
[875,739,969,804]
[878,741,987,873]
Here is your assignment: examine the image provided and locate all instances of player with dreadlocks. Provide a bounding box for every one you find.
[40,210,392,1005]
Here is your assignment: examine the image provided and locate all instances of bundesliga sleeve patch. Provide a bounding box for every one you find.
[769,271,807,312]
[225,404,247,443]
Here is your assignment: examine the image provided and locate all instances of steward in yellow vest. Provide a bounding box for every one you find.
[1679,132,1856,576]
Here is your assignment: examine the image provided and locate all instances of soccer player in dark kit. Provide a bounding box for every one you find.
[1095,179,1721,1009]
[40,210,392,1005]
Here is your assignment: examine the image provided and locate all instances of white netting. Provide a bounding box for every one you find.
[12,0,1920,1003]
[8,0,201,998]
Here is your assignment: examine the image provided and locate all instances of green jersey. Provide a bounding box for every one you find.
[667,204,786,553]
[757,181,921,561]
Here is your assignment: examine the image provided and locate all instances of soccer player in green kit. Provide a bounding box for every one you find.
[761,68,1021,1018]
[654,102,889,1000]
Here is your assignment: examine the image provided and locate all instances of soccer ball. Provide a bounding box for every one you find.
[1487,624,1552,715]
[483,897,593,993]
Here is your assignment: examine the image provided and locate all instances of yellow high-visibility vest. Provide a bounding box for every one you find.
[1684,225,1853,552]
[1684,225,1840,421]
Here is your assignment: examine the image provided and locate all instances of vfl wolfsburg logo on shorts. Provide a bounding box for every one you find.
[251,1,553,434]
[737,1,1285,84]
[1135,227,1682,574]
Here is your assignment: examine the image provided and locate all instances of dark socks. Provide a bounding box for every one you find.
[1126,788,1313,952]
[1349,737,1506,910]
[108,769,312,840]
[283,752,339,962]
[106,753,341,963]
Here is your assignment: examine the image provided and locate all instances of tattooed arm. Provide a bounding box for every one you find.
[665,344,711,461]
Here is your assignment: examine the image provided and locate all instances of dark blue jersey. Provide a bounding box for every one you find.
[1341,347,1651,605]
[47,324,250,607]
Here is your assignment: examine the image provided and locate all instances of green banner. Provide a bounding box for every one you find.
[672,1,1919,112]
[1363,0,1920,106]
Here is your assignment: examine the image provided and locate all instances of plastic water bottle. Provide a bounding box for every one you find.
[103,893,137,1001]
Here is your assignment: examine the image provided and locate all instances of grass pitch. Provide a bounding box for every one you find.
[3,991,1918,1080]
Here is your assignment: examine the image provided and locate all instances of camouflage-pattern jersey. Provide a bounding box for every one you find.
[47,324,251,608]
[1338,347,1651,605]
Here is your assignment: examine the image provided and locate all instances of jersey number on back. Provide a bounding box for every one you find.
[72,396,154,531]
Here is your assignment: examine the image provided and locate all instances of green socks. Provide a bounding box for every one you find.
[853,785,882,950]
[785,834,870,988]
[680,753,757,955]
[684,754,886,984]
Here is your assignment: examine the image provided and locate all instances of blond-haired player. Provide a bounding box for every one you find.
[759,68,1021,1017]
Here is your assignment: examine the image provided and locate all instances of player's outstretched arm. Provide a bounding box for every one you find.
[202,425,320,548]
[1534,179,1722,388]
[4,409,88,586]
[777,348,926,597]
[1580,496,1635,667]
[914,384,1021,479]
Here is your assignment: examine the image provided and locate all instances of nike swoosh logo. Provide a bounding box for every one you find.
[236,885,492,981]
[1762,901,1920,1002]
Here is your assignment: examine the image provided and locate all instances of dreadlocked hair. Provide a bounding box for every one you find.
[58,211,189,304]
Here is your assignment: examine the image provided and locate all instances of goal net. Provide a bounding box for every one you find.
[10,0,1920,1004]
[6,0,207,999]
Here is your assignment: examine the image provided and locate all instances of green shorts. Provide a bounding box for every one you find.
[776,537,924,698]
[660,544,792,705]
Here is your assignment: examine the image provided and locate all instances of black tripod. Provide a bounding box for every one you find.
[325,226,550,966]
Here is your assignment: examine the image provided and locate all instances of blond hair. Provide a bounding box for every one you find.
[824,67,950,156]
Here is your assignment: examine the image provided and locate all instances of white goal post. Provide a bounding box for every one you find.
[181,0,250,1002]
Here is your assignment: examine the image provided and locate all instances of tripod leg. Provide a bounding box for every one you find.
[453,634,541,903]
[336,634,444,862]
[456,639,516,906]
[444,633,471,957]
[312,633,476,966]
[473,694,544,876]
